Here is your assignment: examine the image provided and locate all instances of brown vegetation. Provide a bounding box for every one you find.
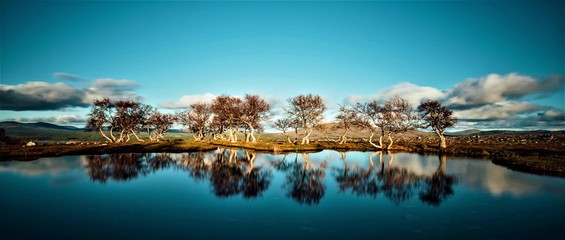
[2,130,563,177]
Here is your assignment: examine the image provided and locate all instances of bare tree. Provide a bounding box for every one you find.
[417,99,457,149]
[86,98,115,142]
[286,94,326,144]
[86,98,149,143]
[315,123,333,142]
[211,95,242,142]
[355,99,387,149]
[147,112,176,141]
[336,104,361,144]
[178,103,212,141]
[273,118,293,143]
[132,104,154,142]
[382,96,419,149]
[114,100,153,143]
[240,94,270,142]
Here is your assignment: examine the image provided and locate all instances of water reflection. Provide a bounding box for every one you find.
[419,154,456,206]
[333,151,456,206]
[14,149,563,207]
[274,153,327,205]
[177,152,210,181]
[82,149,273,198]
[210,148,272,198]
[83,153,150,183]
[334,151,380,197]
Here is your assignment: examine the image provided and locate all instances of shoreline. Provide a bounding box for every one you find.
[1,139,563,178]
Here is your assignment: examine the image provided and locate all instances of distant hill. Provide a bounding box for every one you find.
[0,121,82,131]
[0,121,188,142]
[0,121,99,142]
[445,129,482,136]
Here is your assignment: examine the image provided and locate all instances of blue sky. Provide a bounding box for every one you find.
[1,0,563,130]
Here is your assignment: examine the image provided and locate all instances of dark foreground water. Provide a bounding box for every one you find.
[1,150,564,239]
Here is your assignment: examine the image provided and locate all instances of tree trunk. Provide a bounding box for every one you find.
[439,134,446,149]
[109,126,117,142]
[193,133,200,141]
[339,128,349,144]
[233,127,239,142]
[339,135,347,144]
[99,129,114,143]
[368,132,383,149]
[387,135,394,149]
[131,131,144,142]
[147,127,155,141]
[301,128,312,144]
[250,126,256,142]
[227,129,234,142]
[283,132,292,143]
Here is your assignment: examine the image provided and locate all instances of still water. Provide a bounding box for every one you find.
[1,150,564,239]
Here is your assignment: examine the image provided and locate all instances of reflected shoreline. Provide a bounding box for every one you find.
[5,149,559,206]
[78,149,457,206]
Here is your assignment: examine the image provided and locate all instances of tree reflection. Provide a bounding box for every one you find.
[177,152,210,181]
[145,153,175,172]
[83,153,150,183]
[379,153,421,204]
[276,153,326,206]
[419,154,456,206]
[82,150,456,205]
[333,151,457,206]
[210,148,272,199]
[333,151,379,197]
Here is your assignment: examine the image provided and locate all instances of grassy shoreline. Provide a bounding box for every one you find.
[1,139,563,177]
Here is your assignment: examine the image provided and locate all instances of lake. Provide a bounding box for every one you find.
[1,149,564,239]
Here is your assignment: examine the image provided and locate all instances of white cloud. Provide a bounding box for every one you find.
[84,78,142,103]
[344,82,445,106]
[453,101,545,120]
[5,114,87,125]
[160,93,216,109]
[0,78,143,111]
[377,82,446,106]
[53,72,85,82]
[445,73,563,109]
[0,82,87,110]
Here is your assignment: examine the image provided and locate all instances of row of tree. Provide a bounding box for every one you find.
[86,94,456,149]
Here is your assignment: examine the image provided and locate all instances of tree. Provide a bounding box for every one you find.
[211,95,242,142]
[417,99,457,149]
[133,104,155,142]
[286,94,326,144]
[355,99,387,149]
[240,94,270,142]
[86,98,116,143]
[315,123,333,142]
[146,112,176,141]
[178,103,212,141]
[382,96,419,149]
[335,104,361,144]
[110,100,149,143]
[86,98,152,143]
[273,118,293,143]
